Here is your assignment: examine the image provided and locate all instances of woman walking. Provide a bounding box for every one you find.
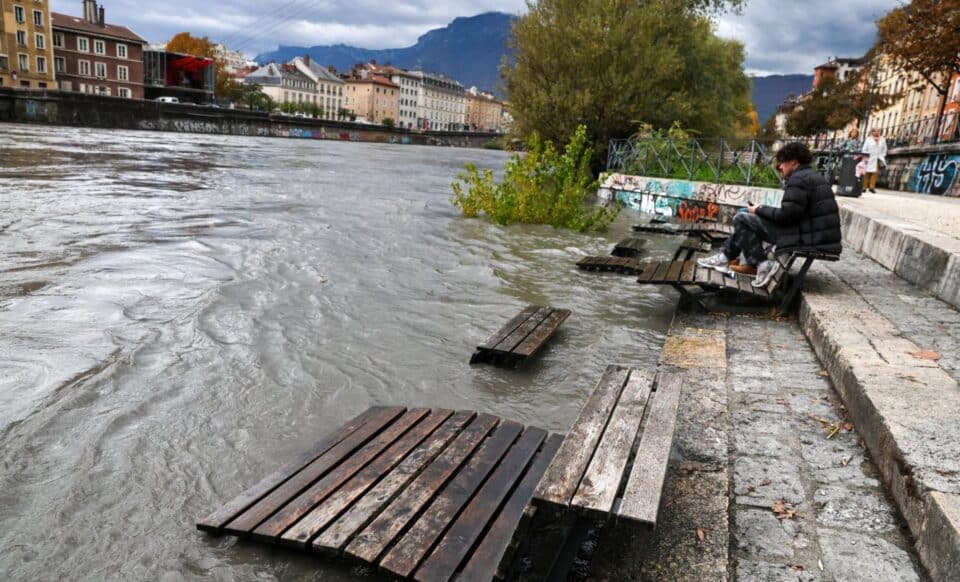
[861,128,887,193]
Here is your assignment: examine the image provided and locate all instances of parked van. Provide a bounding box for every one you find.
[156,96,179,103]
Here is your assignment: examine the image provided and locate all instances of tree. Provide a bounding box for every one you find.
[382,117,395,128]
[786,68,901,136]
[876,0,960,141]
[166,32,238,102]
[502,0,750,170]
[236,82,273,111]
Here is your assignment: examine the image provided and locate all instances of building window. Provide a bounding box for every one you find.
[94,40,105,55]
[117,65,128,81]
[33,10,42,26]
[17,30,27,46]
[14,6,25,23]
[35,33,44,50]
[118,87,130,98]
[95,62,106,78]
[0,56,8,71]
[55,57,65,73]
[53,32,63,48]
[79,59,90,76]
[18,53,29,71]
[36,56,46,73]
[116,43,127,59]
[78,37,89,52]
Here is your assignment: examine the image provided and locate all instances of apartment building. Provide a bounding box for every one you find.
[465,87,503,132]
[414,71,465,131]
[51,0,146,98]
[0,0,57,89]
[289,55,344,119]
[244,62,317,107]
[344,74,399,124]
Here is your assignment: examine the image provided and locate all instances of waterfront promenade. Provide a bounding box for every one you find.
[588,189,960,581]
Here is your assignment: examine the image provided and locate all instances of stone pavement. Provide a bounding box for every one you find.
[587,311,925,581]
[838,189,960,242]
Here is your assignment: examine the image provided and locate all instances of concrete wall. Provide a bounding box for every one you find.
[884,143,960,197]
[0,88,501,148]
[598,173,783,224]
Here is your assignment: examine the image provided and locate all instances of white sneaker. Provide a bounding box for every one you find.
[697,252,730,273]
[752,260,780,287]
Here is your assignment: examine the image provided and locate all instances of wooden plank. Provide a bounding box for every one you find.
[652,261,674,282]
[491,306,553,353]
[378,420,525,578]
[456,434,564,582]
[534,365,629,508]
[343,415,504,565]
[196,406,397,533]
[723,271,742,291]
[617,373,684,525]
[346,419,522,566]
[571,369,655,518]
[479,305,540,350]
[319,413,498,554]
[280,409,459,548]
[246,408,431,541]
[512,308,570,358]
[679,260,696,283]
[665,260,684,282]
[694,264,714,285]
[219,407,407,536]
[412,428,549,582]
[637,261,660,282]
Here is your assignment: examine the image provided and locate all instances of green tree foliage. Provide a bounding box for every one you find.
[876,0,960,138]
[452,125,619,232]
[502,0,750,169]
[382,117,396,128]
[786,67,901,136]
[236,83,274,111]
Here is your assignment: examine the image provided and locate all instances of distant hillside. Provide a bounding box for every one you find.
[255,12,516,94]
[752,74,814,123]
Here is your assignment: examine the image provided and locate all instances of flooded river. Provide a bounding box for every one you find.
[0,124,678,580]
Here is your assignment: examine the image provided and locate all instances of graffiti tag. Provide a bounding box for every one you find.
[913,154,959,196]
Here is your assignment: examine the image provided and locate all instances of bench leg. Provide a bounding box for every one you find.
[777,257,815,315]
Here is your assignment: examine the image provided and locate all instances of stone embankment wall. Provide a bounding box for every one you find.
[598,173,783,223]
[0,88,500,148]
[883,143,960,197]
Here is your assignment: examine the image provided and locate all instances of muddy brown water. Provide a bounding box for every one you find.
[0,124,679,580]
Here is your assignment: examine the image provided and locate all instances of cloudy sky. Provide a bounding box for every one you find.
[50,0,899,75]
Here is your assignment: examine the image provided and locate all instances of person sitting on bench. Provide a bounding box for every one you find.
[697,142,842,287]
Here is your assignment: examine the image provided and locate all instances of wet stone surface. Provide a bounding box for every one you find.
[588,308,927,581]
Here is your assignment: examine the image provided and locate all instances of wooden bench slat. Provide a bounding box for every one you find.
[220,407,407,536]
[412,427,548,582]
[282,409,463,548]
[637,261,659,282]
[196,406,399,533]
[377,420,525,578]
[651,261,673,281]
[534,365,630,508]
[571,369,655,518]
[456,434,564,582]
[665,260,684,282]
[617,373,684,525]
[248,408,431,540]
[512,309,571,358]
[342,414,502,564]
[680,260,696,283]
[491,306,553,353]
[479,305,540,350]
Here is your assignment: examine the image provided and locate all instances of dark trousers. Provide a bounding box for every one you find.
[721,212,776,266]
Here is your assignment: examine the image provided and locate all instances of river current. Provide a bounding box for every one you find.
[0,124,677,580]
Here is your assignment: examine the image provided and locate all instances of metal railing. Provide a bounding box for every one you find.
[606,137,783,187]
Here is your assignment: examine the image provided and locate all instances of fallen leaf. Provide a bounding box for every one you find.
[843,422,854,431]
[789,564,806,572]
[760,479,772,486]
[696,528,706,543]
[771,500,800,520]
[818,370,830,377]
[841,456,851,467]
[747,486,755,492]
[908,350,941,361]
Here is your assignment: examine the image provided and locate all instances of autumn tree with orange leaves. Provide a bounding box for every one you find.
[876,0,960,141]
[166,32,239,101]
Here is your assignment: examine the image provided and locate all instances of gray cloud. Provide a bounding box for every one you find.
[50,0,899,73]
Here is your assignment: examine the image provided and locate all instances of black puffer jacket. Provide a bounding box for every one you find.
[756,166,842,254]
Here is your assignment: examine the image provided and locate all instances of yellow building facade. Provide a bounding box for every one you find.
[1,0,57,88]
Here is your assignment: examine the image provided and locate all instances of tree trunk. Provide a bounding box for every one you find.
[933,68,951,144]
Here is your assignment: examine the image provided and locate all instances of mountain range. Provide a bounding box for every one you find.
[255,12,813,124]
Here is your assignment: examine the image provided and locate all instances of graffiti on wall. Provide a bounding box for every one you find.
[912,154,960,196]
[601,173,783,221]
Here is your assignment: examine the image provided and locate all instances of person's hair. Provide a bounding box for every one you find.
[775,142,813,165]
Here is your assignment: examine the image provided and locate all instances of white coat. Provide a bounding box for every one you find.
[861,136,887,173]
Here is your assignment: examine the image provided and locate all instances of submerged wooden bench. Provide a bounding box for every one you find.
[197,406,562,581]
[534,366,683,525]
[576,255,641,275]
[470,305,571,367]
[632,221,734,243]
[611,237,648,257]
[636,249,840,314]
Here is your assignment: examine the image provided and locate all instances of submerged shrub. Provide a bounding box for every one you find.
[451,125,618,232]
